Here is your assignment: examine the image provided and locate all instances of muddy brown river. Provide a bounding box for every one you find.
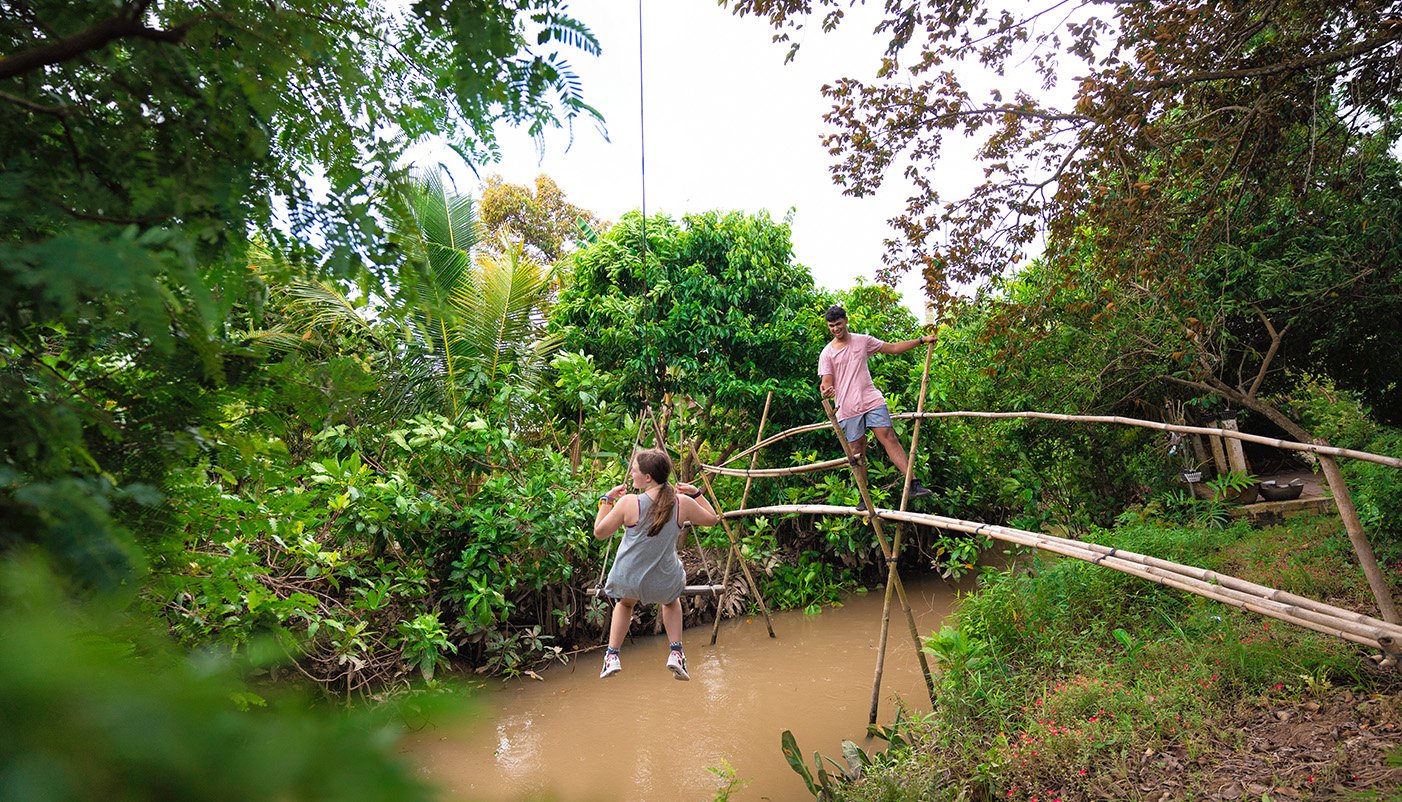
[406,572,965,801]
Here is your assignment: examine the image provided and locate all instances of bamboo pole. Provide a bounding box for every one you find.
[820,398,937,706]
[721,504,1402,655]
[711,410,1402,469]
[870,340,936,725]
[687,442,777,638]
[1220,416,1250,474]
[741,392,774,511]
[1317,454,1400,623]
[716,420,832,467]
[887,411,1402,468]
[664,408,727,631]
[701,457,849,477]
[711,392,773,646]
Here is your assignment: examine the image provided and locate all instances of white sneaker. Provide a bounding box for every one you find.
[600,651,621,678]
[666,649,689,681]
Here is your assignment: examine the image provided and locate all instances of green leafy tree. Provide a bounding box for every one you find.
[0,0,602,586]
[1,0,603,586]
[549,209,826,453]
[479,173,608,264]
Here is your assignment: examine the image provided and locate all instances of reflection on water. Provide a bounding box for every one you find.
[405,572,965,801]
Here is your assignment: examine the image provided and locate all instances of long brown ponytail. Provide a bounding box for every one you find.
[634,449,676,537]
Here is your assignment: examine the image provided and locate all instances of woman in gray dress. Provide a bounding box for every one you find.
[593,448,719,680]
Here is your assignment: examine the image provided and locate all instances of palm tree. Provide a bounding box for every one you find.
[398,169,560,418]
[251,168,561,422]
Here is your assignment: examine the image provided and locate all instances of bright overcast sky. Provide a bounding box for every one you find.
[411,0,999,320]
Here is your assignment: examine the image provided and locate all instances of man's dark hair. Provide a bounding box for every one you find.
[824,305,848,323]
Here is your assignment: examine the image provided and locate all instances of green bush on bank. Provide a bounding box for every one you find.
[149,411,608,690]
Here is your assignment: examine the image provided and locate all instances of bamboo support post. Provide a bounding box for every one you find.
[820,397,937,706]
[1317,454,1400,623]
[711,392,773,646]
[688,442,777,638]
[1207,422,1230,474]
[1191,434,1210,471]
[870,340,936,725]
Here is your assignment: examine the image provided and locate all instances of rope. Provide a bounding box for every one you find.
[637,0,647,277]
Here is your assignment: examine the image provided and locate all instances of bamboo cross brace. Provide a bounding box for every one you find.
[688,442,777,639]
[820,397,937,705]
[871,340,936,725]
[712,392,775,645]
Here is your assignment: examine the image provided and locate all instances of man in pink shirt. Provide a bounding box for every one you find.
[818,305,935,506]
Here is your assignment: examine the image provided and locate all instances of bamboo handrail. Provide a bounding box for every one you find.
[721,504,1402,654]
[717,420,831,467]
[700,410,1402,473]
[890,411,1402,468]
[696,405,1402,625]
[700,456,849,477]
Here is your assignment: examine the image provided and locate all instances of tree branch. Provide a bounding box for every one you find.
[1135,30,1402,94]
[0,88,71,115]
[0,11,212,81]
[921,102,1093,127]
[1163,373,1312,442]
[1247,305,1288,398]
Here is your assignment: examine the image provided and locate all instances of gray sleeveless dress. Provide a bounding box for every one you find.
[604,493,686,604]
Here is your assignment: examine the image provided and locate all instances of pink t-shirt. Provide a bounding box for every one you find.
[817,333,888,421]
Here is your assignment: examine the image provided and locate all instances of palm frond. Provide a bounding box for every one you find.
[277,279,373,336]
[448,240,555,383]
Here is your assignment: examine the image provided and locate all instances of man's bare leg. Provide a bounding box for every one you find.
[873,426,910,474]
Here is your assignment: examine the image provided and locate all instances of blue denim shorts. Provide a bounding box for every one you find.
[838,404,893,442]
